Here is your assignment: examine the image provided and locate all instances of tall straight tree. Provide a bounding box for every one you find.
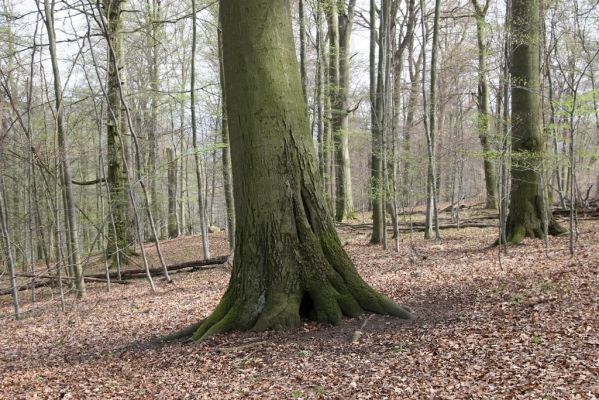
[505,0,564,243]
[423,0,440,239]
[218,26,235,250]
[470,0,498,210]
[104,0,132,265]
[191,0,210,259]
[187,0,411,341]
[42,0,86,297]
[331,0,357,222]
[370,0,391,244]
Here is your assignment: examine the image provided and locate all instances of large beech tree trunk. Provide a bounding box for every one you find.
[506,0,564,244]
[190,0,411,341]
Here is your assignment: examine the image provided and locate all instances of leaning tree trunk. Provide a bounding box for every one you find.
[505,0,564,244]
[190,0,411,341]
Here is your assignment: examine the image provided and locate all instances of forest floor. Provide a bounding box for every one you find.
[1,212,598,399]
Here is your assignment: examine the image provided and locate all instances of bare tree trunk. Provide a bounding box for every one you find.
[471,0,498,209]
[218,27,235,250]
[167,148,178,238]
[191,0,210,259]
[42,0,86,297]
[0,140,20,318]
[298,0,307,102]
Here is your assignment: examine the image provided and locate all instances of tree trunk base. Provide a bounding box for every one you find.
[190,232,412,341]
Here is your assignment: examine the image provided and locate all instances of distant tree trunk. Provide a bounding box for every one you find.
[43,0,86,297]
[0,134,20,318]
[505,0,564,244]
[333,0,357,222]
[298,0,307,102]
[402,46,422,200]
[166,148,178,238]
[218,27,235,250]
[423,0,441,239]
[148,0,162,239]
[471,0,498,209]
[189,0,411,341]
[370,0,391,244]
[103,0,132,266]
[316,4,327,191]
[191,0,210,259]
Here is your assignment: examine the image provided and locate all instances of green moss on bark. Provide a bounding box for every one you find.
[181,0,411,343]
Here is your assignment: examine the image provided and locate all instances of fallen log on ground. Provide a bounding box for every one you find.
[338,221,497,232]
[84,255,230,280]
[1,256,230,295]
[15,273,130,285]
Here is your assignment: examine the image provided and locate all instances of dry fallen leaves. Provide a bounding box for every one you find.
[1,221,598,399]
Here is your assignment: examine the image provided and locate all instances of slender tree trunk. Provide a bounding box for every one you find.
[370,0,391,244]
[333,0,357,222]
[471,0,498,209]
[0,136,20,319]
[424,0,441,239]
[167,148,178,238]
[42,0,86,297]
[218,27,236,250]
[191,0,210,259]
[148,0,162,240]
[188,0,411,341]
[298,0,307,102]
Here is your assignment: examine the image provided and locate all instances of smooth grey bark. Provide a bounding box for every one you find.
[167,148,178,238]
[421,0,440,240]
[190,0,210,260]
[42,0,86,297]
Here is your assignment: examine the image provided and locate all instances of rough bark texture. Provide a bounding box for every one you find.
[104,0,132,265]
[191,0,411,341]
[506,0,564,244]
[471,0,498,210]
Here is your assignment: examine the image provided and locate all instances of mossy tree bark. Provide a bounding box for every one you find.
[506,0,564,244]
[332,0,356,222]
[190,0,411,341]
[471,0,498,210]
[104,0,132,265]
